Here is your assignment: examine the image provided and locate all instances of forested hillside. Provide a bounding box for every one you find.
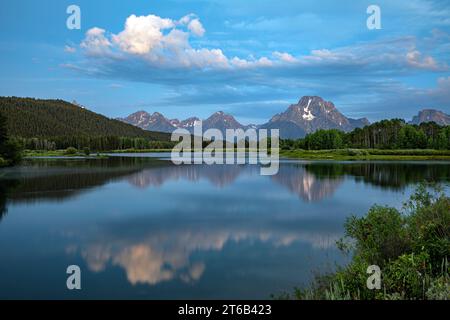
[0,97,173,150]
[0,97,170,140]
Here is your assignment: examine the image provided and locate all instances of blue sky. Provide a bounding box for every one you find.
[0,0,449,124]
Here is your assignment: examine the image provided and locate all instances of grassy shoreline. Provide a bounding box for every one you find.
[23,150,108,158]
[21,148,450,161]
[106,148,173,153]
[280,149,450,161]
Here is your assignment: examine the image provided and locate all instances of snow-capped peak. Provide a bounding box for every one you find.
[302,99,315,121]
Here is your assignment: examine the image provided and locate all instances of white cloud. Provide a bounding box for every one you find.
[185,48,229,68]
[310,49,336,59]
[76,14,447,80]
[256,57,273,67]
[272,51,297,63]
[230,57,251,68]
[162,29,190,52]
[178,13,196,26]
[80,27,111,56]
[112,14,174,55]
[64,45,76,53]
[178,14,206,37]
[187,19,205,37]
[80,13,278,70]
[406,50,439,70]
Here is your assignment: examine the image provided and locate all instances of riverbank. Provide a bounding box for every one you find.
[280,149,450,161]
[107,148,173,153]
[23,150,109,159]
[23,148,257,156]
[22,148,450,161]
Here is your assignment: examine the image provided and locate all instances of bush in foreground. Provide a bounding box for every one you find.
[64,147,78,155]
[292,183,449,300]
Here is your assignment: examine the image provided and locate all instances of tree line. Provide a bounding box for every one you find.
[12,136,178,151]
[0,111,21,166]
[281,119,450,150]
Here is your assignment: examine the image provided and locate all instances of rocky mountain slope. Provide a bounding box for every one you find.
[119,110,250,135]
[260,96,369,138]
[409,109,450,126]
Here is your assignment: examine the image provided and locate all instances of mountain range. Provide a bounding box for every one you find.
[119,110,256,135]
[119,96,449,139]
[119,96,368,139]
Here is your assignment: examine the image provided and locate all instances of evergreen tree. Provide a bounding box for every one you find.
[0,110,22,165]
[0,111,7,145]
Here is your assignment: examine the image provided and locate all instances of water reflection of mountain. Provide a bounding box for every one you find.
[127,164,251,189]
[272,164,343,202]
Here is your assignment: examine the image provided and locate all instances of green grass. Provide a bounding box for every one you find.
[107,148,174,153]
[23,150,108,158]
[23,148,174,157]
[280,149,450,161]
[22,148,450,161]
[94,148,261,153]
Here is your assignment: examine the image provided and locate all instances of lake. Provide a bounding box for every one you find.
[0,155,449,299]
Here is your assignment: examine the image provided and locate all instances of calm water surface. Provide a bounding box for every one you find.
[0,155,449,299]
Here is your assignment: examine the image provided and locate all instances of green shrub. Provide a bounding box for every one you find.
[333,256,374,299]
[408,193,450,272]
[384,252,430,299]
[345,149,369,156]
[0,156,7,167]
[426,275,450,300]
[83,147,90,156]
[0,139,23,165]
[64,147,78,155]
[344,206,410,266]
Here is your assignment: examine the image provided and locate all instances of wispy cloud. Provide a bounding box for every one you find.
[64,45,76,53]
